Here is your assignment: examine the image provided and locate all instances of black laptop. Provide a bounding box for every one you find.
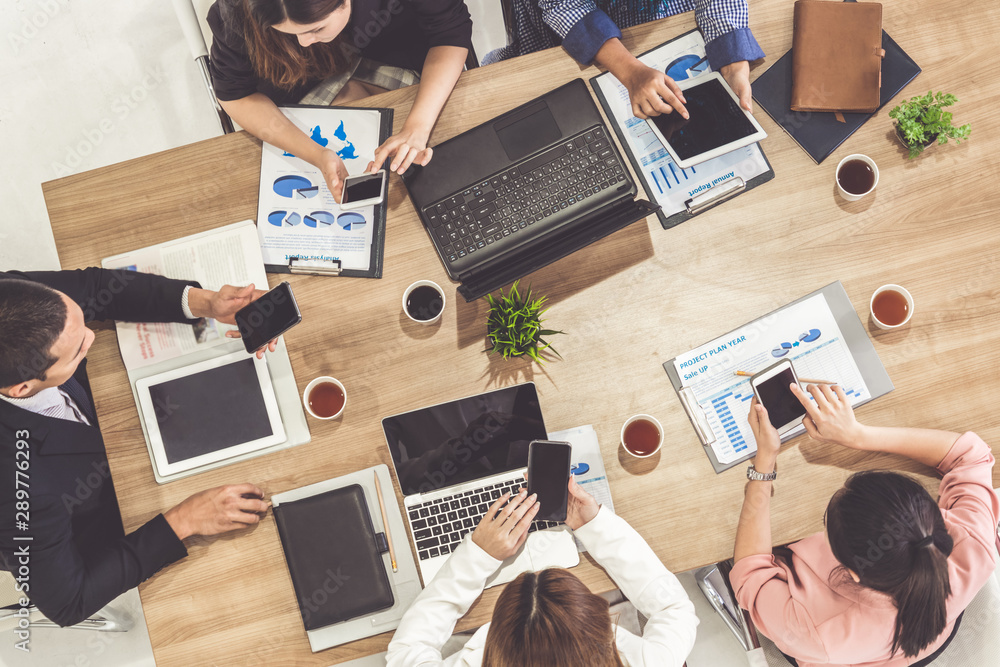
[402,79,658,301]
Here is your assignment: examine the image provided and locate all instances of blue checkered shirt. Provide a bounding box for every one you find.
[482,0,764,70]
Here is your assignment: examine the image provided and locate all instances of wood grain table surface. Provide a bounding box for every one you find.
[40,2,1000,664]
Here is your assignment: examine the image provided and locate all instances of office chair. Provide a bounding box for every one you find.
[170,0,236,134]
[0,570,133,632]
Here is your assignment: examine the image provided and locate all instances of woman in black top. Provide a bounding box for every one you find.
[208,0,473,200]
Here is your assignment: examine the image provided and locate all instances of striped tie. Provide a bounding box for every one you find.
[60,375,97,425]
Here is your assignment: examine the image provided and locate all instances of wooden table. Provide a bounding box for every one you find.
[41,3,1000,665]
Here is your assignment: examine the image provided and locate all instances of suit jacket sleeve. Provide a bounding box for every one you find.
[4,268,199,325]
[4,493,187,628]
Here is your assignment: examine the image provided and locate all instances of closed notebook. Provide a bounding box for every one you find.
[791,0,884,112]
[273,484,394,630]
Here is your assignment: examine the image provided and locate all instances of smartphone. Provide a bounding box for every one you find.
[526,440,572,522]
[234,281,302,354]
[750,359,806,435]
[340,170,387,210]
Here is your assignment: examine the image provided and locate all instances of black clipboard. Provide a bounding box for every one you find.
[589,29,775,230]
[260,104,393,278]
[663,282,894,473]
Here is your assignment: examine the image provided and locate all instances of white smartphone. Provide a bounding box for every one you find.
[645,71,767,169]
[340,169,387,210]
[750,359,806,436]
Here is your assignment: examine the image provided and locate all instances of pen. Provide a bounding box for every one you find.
[373,472,398,572]
[734,370,837,385]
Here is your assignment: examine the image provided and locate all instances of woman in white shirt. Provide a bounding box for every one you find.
[387,478,698,666]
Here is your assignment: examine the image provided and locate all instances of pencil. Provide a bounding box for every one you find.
[734,370,837,385]
[373,472,398,572]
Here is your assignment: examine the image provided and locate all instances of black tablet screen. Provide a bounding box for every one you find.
[651,77,757,162]
[148,358,273,463]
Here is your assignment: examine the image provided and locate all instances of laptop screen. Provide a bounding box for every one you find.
[382,384,547,497]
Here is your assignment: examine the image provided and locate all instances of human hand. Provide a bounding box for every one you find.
[164,484,269,540]
[621,60,688,120]
[564,476,600,530]
[792,383,866,448]
[317,149,349,203]
[748,396,781,471]
[471,488,539,561]
[367,123,433,175]
[720,60,753,113]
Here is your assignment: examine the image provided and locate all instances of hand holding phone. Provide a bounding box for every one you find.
[750,359,806,436]
[526,440,572,522]
[234,281,302,354]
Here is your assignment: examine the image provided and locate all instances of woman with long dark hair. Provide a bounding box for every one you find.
[483,0,764,120]
[207,0,473,199]
[386,479,698,666]
[732,383,999,666]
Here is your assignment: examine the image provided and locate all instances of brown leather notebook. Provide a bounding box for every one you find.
[791,1,885,113]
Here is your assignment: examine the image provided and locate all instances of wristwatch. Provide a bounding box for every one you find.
[746,464,777,482]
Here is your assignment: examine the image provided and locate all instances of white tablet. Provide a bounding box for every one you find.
[135,350,286,477]
[645,72,767,169]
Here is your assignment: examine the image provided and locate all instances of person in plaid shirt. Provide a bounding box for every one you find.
[484,0,764,120]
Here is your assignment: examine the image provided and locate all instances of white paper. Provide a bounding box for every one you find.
[548,425,615,552]
[101,221,268,370]
[592,31,770,218]
[673,294,872,464]
[256,107,383,272]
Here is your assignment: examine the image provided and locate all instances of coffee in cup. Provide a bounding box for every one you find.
[303,377,346,420]
[621,414,664,458]
[403,280,445,324]
[870,284,914,330]
[835,154,879,201]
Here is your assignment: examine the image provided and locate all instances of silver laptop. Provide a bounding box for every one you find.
[381,383,579,586]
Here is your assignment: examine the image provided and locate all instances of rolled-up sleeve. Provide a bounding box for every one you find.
[730,553,830,664]
[696,0,764,69]
[539,0,621,65]
[408,0,474,51]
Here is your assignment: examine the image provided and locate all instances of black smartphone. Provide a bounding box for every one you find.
[234,281,302,354]
[750,358,806,435]
[526,440,572,522]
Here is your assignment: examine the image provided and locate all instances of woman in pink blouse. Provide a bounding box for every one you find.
[731,383,998,667]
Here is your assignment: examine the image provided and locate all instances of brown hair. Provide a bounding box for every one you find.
[240,0,351,91]
[483,569,625,667]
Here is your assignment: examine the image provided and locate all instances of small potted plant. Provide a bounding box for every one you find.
[485,281,563,364]
[889,91,971,159]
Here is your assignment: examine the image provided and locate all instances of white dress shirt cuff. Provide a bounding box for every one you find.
[180,285,196,319]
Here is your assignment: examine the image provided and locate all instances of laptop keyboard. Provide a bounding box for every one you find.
[407,476,562,561]
[423,126,629,264]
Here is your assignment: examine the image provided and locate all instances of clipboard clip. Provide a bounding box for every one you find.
[685,177,746,215]
[288,257,342,275]
[678,386,717,448]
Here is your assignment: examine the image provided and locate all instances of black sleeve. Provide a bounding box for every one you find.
[6,495,187,628]
[4,268,199,326]
[405,0,474,51]
[207,0,261,102]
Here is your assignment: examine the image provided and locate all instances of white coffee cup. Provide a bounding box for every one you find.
[620,414,664,459]
[836,154,879,201]
[402,280,445,324]
[303,376,346,420]
[870,284,914,330]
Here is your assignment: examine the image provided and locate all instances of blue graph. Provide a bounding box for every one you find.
[310,211,336,227]
[650,162,697,190]
[665,54,710,81]
[336,211,366,231]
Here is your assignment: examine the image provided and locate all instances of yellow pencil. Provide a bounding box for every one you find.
[373,472,398,573]
[734,370,837,385]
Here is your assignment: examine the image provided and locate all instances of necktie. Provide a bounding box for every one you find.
[60,375,97,425]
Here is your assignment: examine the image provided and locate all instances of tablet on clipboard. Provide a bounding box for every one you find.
[135,350,286,478]
[646,73,767,169]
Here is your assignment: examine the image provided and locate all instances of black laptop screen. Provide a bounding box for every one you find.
[382,384,547,496]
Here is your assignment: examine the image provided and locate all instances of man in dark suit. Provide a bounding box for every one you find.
[0,267,277,627]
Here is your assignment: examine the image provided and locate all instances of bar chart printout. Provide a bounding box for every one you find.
[672,294,872,464]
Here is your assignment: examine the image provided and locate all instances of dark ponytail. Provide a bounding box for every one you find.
[825,471,954,658]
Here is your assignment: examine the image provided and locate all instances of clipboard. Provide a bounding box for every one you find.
[589,29,775,230]
[663,281,894,473]
[258,104,393,278]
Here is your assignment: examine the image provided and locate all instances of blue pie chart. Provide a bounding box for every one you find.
[799,329,821,343]
[771,342,793,358]
[310,211,336,227]
[273,175,317,199]
[267,210,287,227]
[665,54,709,81]
[337,211,367,231]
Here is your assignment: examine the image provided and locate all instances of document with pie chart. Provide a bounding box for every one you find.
[670,292,874,466]
[256,105,393,277]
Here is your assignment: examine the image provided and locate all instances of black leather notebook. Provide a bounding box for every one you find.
[273,484,394,630]
[752,30,920,163]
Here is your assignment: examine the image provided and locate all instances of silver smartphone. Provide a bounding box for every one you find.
[750,359,805,436]
[340,170,387,210]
